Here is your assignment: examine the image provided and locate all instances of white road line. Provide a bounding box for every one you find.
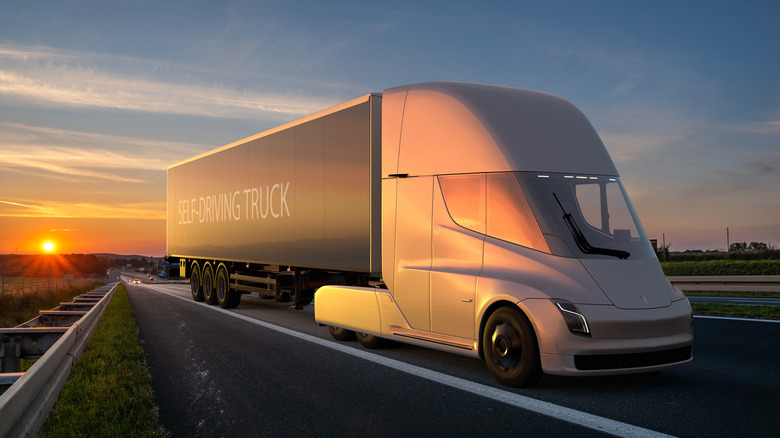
[143,285,674,438]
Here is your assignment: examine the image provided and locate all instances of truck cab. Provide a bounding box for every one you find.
[315,82,693,387]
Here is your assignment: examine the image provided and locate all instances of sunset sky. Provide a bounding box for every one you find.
[1,0,778,256]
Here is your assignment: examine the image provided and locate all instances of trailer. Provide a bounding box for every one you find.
[167,82,693,387]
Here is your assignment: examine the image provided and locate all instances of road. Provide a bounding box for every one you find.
[127,281,779,437]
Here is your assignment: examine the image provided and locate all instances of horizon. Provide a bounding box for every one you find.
[1,1,778,255]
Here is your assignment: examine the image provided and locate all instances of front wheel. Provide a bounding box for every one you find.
[482,306,542,387]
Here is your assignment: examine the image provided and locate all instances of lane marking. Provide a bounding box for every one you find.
[142,284,674,438]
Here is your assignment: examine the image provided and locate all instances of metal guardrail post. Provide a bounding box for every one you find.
[0,282,118,438]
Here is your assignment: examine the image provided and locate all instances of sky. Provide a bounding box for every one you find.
[1,0,778,256]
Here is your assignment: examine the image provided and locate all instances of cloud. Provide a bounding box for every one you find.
[0,198,164,219]
[0,44,341,119]
[0,122,207,182]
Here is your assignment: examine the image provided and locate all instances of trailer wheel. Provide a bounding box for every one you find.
[328,326,356,341]
[482,306,542,387]
[190,263,204,302]
[202,263,217,305]
[356,332,387,349]
[216,265,241,309]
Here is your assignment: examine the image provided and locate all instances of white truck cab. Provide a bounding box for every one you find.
[315,82,693,387]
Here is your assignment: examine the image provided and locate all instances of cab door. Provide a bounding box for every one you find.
[430,174,485,340]
[391,176,433,331]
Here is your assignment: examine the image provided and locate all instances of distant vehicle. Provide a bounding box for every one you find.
[133,279,140,285]
[166,82,693,387]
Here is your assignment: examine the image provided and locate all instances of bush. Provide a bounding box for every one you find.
[661,260,780,276]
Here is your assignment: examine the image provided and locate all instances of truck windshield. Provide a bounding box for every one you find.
[516,172,656,260]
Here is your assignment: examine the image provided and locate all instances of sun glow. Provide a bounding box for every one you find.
[43,241,55,252]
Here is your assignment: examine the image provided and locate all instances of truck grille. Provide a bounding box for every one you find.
[574,346,692,371]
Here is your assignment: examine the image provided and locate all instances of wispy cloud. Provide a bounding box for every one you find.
[0,122,207,182]
[0,44,340,119]
[0,198,164,219]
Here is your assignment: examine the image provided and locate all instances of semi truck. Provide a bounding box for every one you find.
[167,82,693,387]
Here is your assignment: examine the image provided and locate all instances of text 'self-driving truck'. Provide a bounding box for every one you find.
[167,82,693,387]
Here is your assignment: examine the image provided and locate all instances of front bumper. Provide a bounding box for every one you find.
[521,298,694,376]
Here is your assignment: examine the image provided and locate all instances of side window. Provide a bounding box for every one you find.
[487,173,550,253]
[438,174,486,234]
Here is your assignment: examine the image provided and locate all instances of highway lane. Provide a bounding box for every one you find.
[127,282,779,437]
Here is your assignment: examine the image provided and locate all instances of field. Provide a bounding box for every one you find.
[0,276,105,327]
[660,259,780,276]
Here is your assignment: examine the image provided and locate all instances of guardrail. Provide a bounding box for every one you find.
[0,283,117,438]
[668,275,780,293]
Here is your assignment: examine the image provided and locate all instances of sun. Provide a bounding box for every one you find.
[43,241,56,252]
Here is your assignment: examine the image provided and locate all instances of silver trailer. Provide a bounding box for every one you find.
[168,82,693,387]
[167,94,381,308]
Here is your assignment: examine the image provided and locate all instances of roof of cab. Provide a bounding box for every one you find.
[382,82,619,177]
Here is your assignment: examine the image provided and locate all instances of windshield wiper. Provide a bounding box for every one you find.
[553,193,630,260]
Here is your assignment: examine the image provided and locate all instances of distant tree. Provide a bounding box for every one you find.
[748,242,768,251]
[729,242,747,251]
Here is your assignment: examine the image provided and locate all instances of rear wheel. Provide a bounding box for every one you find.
[356,332,386,349]
[328,326,356,341]
[482,306,542,387]
[202,264,217,305]
[190,263,204,302]
[216,265,241,309]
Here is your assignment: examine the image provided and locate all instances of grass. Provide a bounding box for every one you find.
[38,284,166,438]
[692,303,780,320]
[660,259,780,276]
[659,259,780,320]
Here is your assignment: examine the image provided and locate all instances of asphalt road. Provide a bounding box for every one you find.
[127,281,779,437]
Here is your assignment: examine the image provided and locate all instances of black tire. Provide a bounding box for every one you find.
[328,326,356,341]
[356,332,386,349]
[482,306,543,387]
[216,265,241,309]
[202,264,217,305]
[190,263,204,302]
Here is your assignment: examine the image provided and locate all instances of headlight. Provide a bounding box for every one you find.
[551,299,591,337]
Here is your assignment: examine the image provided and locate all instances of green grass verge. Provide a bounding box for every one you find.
[38,284,166,437]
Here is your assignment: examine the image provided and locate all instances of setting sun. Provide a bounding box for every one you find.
[43,241,55,252]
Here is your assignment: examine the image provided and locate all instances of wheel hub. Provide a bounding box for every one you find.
[492,322,521,370]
